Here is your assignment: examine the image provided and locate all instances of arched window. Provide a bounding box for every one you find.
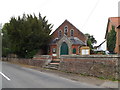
[70,29,74,36]
[58,30,62,38]
[73,48,76,54]
[64,26,68,35]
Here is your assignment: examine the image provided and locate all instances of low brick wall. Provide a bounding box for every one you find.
[33,55,52,66]
[59,55,120,80]
[2,55,52,68]
[2,55,120,80]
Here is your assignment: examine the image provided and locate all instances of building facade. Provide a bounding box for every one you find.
[105,17,120,54]
[49,20,87,58]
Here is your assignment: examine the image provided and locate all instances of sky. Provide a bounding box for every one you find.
[0,0,119,50]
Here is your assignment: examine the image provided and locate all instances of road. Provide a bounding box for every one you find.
[1,62,102,88]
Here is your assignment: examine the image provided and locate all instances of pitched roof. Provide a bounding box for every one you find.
[69,37,86,45]
[50,35,86,45]
[51,19,85,36]
[105,17,120,39]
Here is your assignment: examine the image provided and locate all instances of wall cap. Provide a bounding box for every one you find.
[60,55,120,58]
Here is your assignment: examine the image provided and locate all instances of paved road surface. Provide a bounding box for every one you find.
[1,62,102,88]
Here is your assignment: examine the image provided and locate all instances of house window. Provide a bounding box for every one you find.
[52,48,56,53]
[70,29,74,36]
[58,30,62,38]
[73,48,76,54]
[64,26,68,35]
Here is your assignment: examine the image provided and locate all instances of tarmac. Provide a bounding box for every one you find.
[6,62,120,89]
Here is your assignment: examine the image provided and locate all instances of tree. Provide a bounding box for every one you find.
[2,23,12,57]
[2,13,53,58]
[107,26,116,53]
[85,33,97,53]
[85,33,97,49]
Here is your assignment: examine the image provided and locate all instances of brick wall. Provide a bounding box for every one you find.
[49,45,57,55]
[2,55,120,80]
[59,55,120,80]
[107,18,120,54]
[51,20,86,43]
[117,28,120,54]
[72,45,80,55]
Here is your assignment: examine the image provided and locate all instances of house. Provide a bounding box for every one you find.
[105,17,120,54]
[49,20,87,58]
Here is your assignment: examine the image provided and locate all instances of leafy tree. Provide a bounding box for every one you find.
[85,33,97,49]
[107,26,116,53]
[85,33,97,53]
[2,13,53,58]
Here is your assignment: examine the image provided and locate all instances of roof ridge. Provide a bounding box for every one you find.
[50,19,85,36]
[109,17,120,19]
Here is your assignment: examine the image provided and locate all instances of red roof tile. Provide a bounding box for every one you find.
[109,17,120,27]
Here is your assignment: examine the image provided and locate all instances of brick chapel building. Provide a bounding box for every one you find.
[49,20,87,58]
[105,17,120,54]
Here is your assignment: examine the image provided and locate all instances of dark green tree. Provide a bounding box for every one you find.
[2,23,12,57]
[107,26,116,53]
[2,13,53,58]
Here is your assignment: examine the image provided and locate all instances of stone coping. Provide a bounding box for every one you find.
[60,55,120,58]
[33,55,52,59]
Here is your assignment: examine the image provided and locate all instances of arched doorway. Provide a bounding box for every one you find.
[60,42,69,55]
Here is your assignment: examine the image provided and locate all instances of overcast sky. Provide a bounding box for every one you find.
[0,0,119,50]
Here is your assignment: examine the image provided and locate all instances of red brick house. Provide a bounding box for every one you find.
[49,20,87,58]
[105,17,120,54]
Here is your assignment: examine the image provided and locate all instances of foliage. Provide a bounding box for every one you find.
[94,51,106,55]
[85,33,97,49]
[107,26,116,53]
[2,23,12,57]
[2,13,53,58]
[85,33,97,53]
